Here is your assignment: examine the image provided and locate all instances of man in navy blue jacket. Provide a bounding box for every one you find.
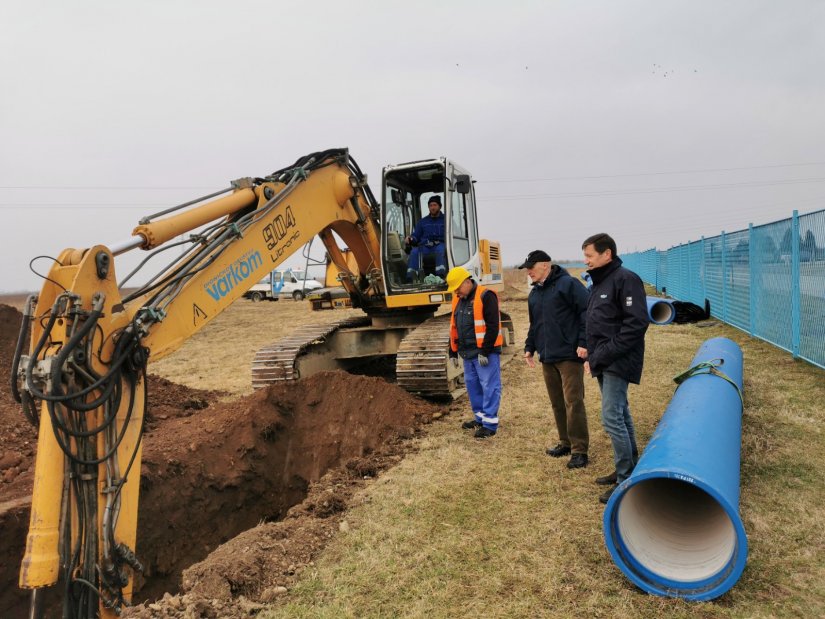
[521,250,591,470]
[581,233,649,504]
[405,195,447,282]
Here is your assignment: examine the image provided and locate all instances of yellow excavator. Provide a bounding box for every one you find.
[11,148,514,617]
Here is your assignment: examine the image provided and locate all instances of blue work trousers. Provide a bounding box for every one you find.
[463,353,501,431]
[406,244,447,280]
[597,373,639,483]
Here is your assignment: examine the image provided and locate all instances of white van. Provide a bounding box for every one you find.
[245,269,323,301]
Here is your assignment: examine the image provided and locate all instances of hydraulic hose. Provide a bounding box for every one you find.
[14,297,41,427]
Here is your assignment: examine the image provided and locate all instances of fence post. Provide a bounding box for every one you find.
[748,224,755,337]
[701,236,707,315]
[687,241,692,303]
[654,250,659,291]
[792,210,801,358]
[721,231,728,323]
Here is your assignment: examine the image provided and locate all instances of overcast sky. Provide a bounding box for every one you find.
[2,1,824,292]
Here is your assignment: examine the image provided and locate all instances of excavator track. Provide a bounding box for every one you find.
[395,314,456,398]
[251,315,370,388]
[251,311,515,400]
[396,310,516,399]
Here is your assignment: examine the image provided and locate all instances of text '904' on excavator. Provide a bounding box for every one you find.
[11,148,515,618]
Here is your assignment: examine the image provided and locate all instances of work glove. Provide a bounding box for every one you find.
[478,354,489,367]
[450,355,460,368]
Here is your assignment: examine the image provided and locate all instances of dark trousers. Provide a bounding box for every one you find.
[541,360,589,455]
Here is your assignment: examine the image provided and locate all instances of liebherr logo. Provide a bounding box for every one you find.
[204,250,263,301]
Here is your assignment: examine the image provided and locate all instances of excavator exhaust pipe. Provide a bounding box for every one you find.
[602,337,747,600]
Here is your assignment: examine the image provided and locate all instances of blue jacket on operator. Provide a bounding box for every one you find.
[410,211,445,248]
[406,195,447,280]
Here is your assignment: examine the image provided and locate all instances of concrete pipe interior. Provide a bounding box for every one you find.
[616,478,736,583]
[649,301,674,325]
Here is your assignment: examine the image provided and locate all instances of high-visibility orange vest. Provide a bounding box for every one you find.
[450,284,504,352]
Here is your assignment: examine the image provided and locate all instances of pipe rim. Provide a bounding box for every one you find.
[648,300,675,325]
[603,471,748,600]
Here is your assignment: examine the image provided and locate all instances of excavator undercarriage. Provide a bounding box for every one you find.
[251,311,516,399]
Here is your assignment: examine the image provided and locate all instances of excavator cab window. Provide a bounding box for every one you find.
[383,186,415,285]
[382,163,450,292]
[450,190,471,265]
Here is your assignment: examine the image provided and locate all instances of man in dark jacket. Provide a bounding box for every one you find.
[405,195,447,282]
[520,250,591,469]
[447,266,503,439]
[581,233,649,504]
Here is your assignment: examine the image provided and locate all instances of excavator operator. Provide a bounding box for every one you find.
[405,195,447,282]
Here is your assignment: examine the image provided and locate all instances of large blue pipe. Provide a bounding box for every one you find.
[602,337,747,601]
[646,296,675,325]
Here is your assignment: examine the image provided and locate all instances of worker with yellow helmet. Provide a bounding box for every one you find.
[447,266,504,438]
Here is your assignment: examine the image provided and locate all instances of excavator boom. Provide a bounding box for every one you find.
[12,148,513,618]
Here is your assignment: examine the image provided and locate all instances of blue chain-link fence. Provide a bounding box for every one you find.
[623,208,825,370]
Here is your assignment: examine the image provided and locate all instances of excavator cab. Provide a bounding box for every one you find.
[381,158,480,298]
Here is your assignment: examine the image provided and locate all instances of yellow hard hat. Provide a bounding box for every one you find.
[446,266,472,292]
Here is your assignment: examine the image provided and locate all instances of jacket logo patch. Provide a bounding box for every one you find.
[626,296,633,306]
[600,294,607,299]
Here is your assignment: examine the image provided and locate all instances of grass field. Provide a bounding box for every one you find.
[150,282,825,618]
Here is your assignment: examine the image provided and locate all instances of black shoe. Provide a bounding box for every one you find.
[567,453,589,469]
[595,470,617,485]
[599,486,617,504]
[462,419,482,430]
[474,427,496,439]
[545,444,571,458]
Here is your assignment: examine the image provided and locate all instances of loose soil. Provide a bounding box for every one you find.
[0,304,441,618]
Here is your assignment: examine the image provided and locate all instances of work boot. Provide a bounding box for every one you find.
[462,420,482,430]
[474,427,496,439]
[599,486,617,505]
[595,470,618,485]
[567,453,588,469]
[545,443,571,458]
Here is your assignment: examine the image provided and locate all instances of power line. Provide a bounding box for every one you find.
[0,203,169,209]
[0,185,216,190]
[5,176,825,210]
[5,161,825,190]
[478,161,825,183]
[479,177,825,201]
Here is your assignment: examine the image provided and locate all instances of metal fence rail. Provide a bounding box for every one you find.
[623,208,825,370]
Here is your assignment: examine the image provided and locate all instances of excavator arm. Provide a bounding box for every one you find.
[13,149,385,618]
[126,151,383,360]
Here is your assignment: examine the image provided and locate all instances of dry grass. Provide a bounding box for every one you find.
[149,298,363,396]
[147,278,825,618]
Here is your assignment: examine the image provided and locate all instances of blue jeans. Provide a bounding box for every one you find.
[463,353,501,431]
[597,373,639,483]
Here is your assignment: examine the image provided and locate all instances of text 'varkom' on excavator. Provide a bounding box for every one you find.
[11,148,514,618]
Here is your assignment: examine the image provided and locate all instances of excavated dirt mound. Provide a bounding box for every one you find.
[0,304,36,491]
[0,304,442,618]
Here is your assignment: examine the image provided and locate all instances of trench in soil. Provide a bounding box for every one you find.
[0,302,436,617]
